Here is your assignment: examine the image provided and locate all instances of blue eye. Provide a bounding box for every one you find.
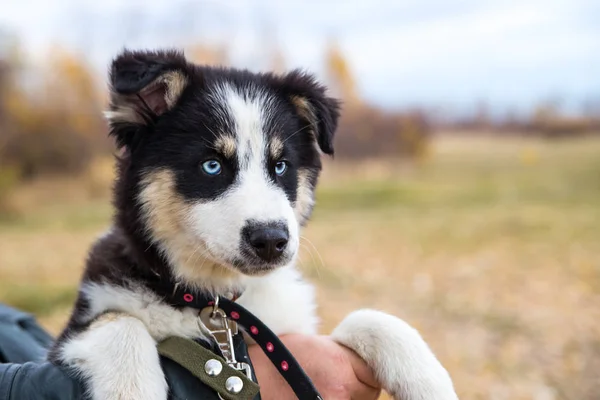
[274,161,287,176]
[201,160,222,175]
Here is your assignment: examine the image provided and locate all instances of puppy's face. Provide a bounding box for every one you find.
[106,50,339,284]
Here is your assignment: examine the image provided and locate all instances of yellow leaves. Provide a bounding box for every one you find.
[43,46,102,110]
[325,39,360,105]
[187,44,228,66]
[398,114,430,161]
[0,44,106,182]
[3,86,31,126]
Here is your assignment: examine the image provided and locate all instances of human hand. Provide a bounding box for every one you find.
[249,334,381,400]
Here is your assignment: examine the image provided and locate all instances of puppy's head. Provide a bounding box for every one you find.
[107,50,339,284]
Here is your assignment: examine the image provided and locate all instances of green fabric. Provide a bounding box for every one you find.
[158,337,260,400]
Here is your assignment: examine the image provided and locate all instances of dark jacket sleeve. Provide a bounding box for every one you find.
[0,303,241,400]
[0,358,222,400]
[0,303,89,399]
[0,362,86,400]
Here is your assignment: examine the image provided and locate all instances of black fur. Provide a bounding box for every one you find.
[110,49,188,95]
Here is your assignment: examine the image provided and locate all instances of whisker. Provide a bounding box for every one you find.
[282,121,316,145]
[299,242,322,279]
[197,135,219,151]
[195,249,212,273]
[300,236,325,271]
[186,243,212,268]
[185,243,203,265]
[201,121,220,138]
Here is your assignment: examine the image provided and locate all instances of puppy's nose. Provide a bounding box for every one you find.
[247,226,289,262]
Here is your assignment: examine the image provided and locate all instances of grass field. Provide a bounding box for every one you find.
[1,135,599,399]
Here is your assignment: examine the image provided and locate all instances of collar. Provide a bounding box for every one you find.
[142,270,243,308]
[149,280,323,400]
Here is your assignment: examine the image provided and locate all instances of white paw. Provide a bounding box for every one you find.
[59,313,168,400]
[331,309,458,400]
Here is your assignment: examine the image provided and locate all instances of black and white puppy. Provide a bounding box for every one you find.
[50,49,458,400]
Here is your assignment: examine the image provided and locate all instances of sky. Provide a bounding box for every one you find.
[1,0,599,115]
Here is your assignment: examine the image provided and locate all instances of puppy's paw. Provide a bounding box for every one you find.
[331,309,458,400]
[58,313,168,400]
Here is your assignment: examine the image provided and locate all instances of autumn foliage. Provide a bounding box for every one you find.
[324,40,431,160]
[0,47,108,180]
[0,39,431,191]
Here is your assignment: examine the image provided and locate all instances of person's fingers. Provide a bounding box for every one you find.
[340,346,381,399]
[343,370,381,400]
[336,342,380,390]
[350,383,381,400]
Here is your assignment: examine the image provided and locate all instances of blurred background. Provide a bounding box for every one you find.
[0,0,599,398]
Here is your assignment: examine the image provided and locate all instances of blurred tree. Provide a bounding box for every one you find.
[188,43,229,66]
[43,48,104,134]
[533,100,559,126]
[325,39,360,106]
[0,34,24,215]
[269,43,286,74]
[1,45,106,182]
[531,99,592,138]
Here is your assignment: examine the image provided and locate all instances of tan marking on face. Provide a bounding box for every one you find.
[138,169,241,288]
[214,135,237,158]
[269,137,284,160]
[294,168,315,225]
[291,95,318,135]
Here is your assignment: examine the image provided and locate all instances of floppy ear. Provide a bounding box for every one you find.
[281,70,341,155]
[105,49,189,149]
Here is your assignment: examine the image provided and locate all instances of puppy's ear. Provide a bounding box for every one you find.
[105,49,189,148]
[281,70,341,155]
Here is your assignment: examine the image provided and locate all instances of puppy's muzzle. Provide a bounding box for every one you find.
[242,221,289,263]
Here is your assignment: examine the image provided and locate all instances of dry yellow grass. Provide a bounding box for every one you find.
[1,135,599,399]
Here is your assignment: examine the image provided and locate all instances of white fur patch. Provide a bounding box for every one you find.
[217,83,271,167]
[59,313,168,400]
[331,309,458,400]
[238,266,318,335]
[81,282,209,342]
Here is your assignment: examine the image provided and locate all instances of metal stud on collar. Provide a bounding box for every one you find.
[225,376,244,394]
[204,359,223,377]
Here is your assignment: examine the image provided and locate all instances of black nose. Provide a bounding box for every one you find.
[246,225,289,262]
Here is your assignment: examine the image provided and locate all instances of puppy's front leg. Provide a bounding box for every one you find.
[331,309,458,400]
[58,313,168,400]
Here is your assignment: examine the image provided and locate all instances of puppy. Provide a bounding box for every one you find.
[49,49,458,400]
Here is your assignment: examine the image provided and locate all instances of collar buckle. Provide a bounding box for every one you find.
[199,298,253,382]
